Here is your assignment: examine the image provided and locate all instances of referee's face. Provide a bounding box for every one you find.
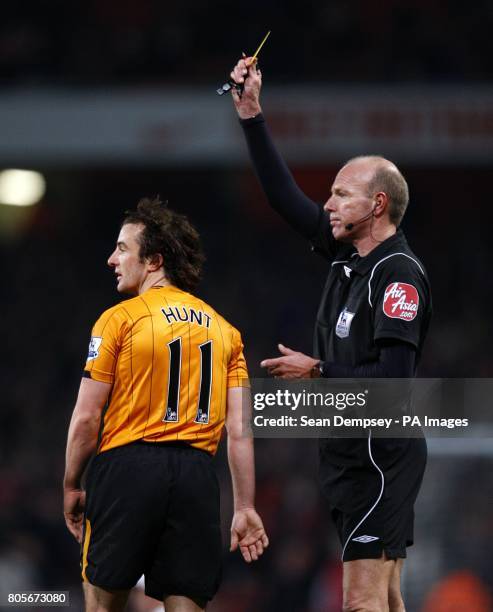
[324,160,376,241]
[107,223,148,295]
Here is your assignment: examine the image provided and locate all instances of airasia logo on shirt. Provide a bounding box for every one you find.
[383,282,419,321]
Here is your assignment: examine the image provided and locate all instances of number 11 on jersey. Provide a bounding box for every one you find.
[164,338,213,425]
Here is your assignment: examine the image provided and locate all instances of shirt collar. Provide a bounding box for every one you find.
[345,229,408,276]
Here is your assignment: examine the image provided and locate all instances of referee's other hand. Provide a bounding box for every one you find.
[230,508,269,563]
[261,344,320,379]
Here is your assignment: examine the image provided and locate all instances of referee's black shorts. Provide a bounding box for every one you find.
[81,441,222,605]
[319,434,427,562]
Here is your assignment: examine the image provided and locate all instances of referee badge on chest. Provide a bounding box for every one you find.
[335,308,355,338]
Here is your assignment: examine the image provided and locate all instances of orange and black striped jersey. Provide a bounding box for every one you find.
[84,285,248,455]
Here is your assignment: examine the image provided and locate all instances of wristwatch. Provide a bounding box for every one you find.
[310,361,323,378]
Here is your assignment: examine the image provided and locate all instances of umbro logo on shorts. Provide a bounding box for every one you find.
[352,535,380,543]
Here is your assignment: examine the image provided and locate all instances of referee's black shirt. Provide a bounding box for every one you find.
[311,221,432,372]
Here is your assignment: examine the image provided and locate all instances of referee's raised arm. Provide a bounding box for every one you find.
[230,56,322,241]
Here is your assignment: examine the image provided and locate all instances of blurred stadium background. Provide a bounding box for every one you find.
[0,1,492,610]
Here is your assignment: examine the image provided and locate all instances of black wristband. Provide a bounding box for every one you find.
[239,113,265,126]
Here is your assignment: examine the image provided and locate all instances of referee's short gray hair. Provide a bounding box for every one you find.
[347,155,410,227]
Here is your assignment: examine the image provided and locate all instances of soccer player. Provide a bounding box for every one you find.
[229,59,432,612]
[63,197,268,612]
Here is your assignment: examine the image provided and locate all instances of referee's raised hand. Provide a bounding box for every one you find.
[230,56,263,119]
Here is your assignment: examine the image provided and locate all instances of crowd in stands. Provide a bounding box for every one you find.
[1,1,493,86]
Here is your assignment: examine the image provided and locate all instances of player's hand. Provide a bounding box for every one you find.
[261,344,320,379]
[63,487,86,543]
[230,55,263,119]
[230,508,269,563]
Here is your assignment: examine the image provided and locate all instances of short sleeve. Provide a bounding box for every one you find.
[371,256,430,349]
[227,329,249,388]
[83,307,126,384]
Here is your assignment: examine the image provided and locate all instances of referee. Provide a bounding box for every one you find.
[63,198,268,612]
[230,59,432,611]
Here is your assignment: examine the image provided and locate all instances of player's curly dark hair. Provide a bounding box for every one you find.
[123,197,205,292]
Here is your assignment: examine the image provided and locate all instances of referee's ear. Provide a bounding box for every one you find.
[373,192,389,219]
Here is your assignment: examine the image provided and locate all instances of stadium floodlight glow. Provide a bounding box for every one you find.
[0,169,46,207]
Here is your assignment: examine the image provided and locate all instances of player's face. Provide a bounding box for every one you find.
[107,223,148,295]
[324,161,375,241]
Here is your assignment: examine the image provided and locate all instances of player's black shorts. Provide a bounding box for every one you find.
[81,441,222,605]
[319,434,427,562]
